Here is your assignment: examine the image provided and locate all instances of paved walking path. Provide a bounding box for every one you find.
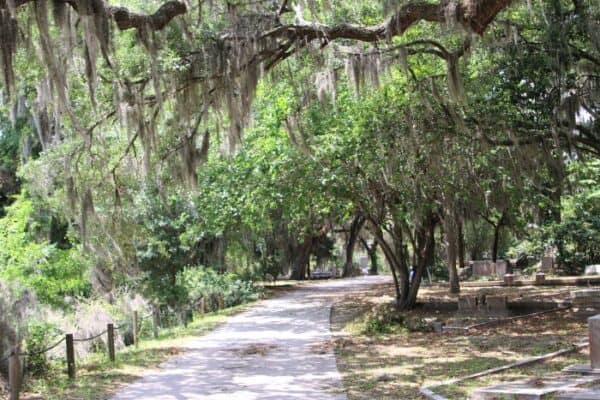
[111,275,390,400]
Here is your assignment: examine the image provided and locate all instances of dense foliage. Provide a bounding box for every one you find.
[0,1,598,380]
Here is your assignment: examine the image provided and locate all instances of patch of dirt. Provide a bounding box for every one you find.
[309,340,334,355]
[230,343,278,357]
[330,281,591,400]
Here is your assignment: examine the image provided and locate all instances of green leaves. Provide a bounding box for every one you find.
[0,194,91,306]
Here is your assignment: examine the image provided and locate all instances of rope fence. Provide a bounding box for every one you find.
[18,337,67,357]
[4,295,222,400]
[73,330,108,343]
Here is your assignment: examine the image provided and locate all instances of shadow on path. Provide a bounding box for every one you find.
[111,276,391,400]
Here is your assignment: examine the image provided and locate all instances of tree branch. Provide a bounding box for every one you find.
[111,1,187,31]
[264,0,513,46]
[13,0,187,31]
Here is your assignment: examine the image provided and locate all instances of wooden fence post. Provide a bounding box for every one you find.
[182,310,188,328]
[152,307,159,339]
[8,346,21,400]
[199,297,205,316]
[66,334,75,379]
[133,311,139,348]
[107,324,115,362]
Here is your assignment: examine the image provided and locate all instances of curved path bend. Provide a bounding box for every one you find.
[111,275,390,400]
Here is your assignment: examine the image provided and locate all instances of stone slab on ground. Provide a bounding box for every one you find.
[571,289,600,299]
[471,375,600,400]
[557,388,600,399]
[563,364,600,374]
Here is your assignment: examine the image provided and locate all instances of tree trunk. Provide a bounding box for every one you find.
[367,240,378,275]
[372,225,404,304]
[491,222,501,263]
[443,209,461,294]
[360,236,379,275]
[457,214,466,269]
[398,214,436,310]
[290,236,312,280]
[343,215,365,277]
[391,222,410,306]
[490,211,507,263]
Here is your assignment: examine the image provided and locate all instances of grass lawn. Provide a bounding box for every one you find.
[332,282,592,399]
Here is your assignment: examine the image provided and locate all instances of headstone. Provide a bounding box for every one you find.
[563,314,600,374]
[504,273,515,286]
[542,256,555,272]
[486,295,508,314]
[432,321,445,333]
[536,272,546,285]
[591,315,600,370]
[472,260,495,276]
[458,296,478,312]
[495,260,509,276]
[585,265,600,276]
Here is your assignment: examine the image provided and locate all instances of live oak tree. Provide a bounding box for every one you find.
[0,0,598,305]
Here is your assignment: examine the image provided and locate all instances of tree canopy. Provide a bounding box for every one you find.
[0,0,598,311]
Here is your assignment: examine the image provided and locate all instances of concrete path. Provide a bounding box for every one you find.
[111,275,390,400]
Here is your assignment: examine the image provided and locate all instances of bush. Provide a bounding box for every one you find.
[363,304,433,335]
[0,195,91,307]
[25,322,61,377]
[178,267,260,312]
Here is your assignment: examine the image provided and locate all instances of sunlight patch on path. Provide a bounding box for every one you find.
[111,276,390,400]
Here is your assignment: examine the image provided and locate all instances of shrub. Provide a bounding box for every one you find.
[363,304,433,335]
[178,267,260,312]
[0,196,91,307]
[363,304,403,335]
[25,322,61,377]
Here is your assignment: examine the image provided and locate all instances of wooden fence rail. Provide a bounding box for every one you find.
[3,298,218,400]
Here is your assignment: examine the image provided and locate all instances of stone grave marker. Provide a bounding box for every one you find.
[458,296,478,312]
[485,295,508,314]
[504,273,515,286]
[585,265,600,276]
[592,315,600,370]
[536,272,546,285]
[541,256,555,273]
[564,314,600,374]
[472,260,495,277]
[494,260,509,276]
